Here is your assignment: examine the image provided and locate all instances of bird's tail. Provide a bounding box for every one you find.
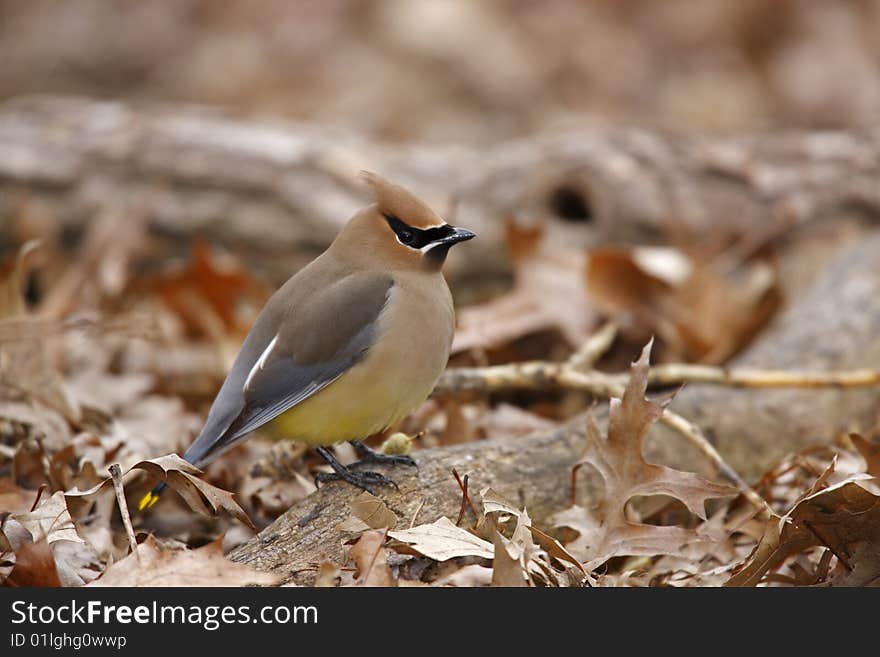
[138,481,167,511]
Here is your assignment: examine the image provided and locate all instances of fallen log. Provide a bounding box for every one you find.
[3,95,880,286]
[229,424,585,583]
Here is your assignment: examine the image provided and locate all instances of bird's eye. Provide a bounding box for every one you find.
[399,230,414,245]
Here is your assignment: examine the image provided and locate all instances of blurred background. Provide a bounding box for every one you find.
[2,0,880,568]
[2,0,879,141]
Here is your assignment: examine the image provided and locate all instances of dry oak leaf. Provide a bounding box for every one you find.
[89,535,281,587]
[726,475,880,587]
[388,516,494,561]
[12,491,82,545]
[6,493,102,586]
[349,529,395,587]
[453,217,595,354]
[66,454,253,528]
[479,488,585,587]
[552,341,736,570]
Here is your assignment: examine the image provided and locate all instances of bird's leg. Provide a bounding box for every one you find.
[349,440,418,469]
[314,446,400,495]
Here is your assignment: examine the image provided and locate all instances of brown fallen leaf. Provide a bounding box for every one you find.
[135,239,268,342]
[67,454,253,528]
[388,516,494,561]
[491,530,530,587]
[453,217,595,354]
[479,488,581,587]
[89,535,281,587]
[726,475,880,587]
[49,540,103,587]
[851,433,880,479]
[552,341,737,570]
[5,538,62,587]
[586,246,779,363]
[349,529,395,587]
[479,486,521,520]
[12,438,49,489]
[8,492,103,586]
[12,491,82,544]
[0,477,38,514]
[435,564,493,587]
[243,472,316,520]
[528,525,588,579]
[314,560,341,587]
[350,491,398,530]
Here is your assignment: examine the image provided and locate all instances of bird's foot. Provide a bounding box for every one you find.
[315,445,401,495]
[350,440,417,469]
[315,468,399,495]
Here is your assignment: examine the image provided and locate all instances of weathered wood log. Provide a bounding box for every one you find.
[2,95,880,286]
[229,424,585,584]
[230,232,880,581]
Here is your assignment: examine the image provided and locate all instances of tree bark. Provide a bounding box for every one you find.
[229,424,585,583]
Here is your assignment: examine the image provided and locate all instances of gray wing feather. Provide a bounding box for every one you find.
[183,271,393,467]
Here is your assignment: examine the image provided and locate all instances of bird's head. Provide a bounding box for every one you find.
[332,172,475,272]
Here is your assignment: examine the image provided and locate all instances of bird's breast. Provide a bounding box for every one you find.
[270,273,454,445]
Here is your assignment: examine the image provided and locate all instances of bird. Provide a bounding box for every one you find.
[139,172,475,510]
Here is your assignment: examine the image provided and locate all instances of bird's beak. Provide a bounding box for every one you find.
[433,226,476,248]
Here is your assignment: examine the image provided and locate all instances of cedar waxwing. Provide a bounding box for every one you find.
[140,172,474,509]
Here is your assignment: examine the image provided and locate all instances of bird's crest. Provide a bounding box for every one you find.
[360,171,445,229]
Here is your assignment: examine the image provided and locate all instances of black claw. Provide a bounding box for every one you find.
[315,469,399,494]
[314,445,402,494]
[350,440,418,469]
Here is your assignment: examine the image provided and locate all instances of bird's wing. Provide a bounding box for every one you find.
[183,271,394,467]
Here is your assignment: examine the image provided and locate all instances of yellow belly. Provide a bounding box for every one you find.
[268,274,453,445]
[268,361,434,445]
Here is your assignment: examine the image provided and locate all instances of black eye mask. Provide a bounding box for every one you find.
[384,214,455,249]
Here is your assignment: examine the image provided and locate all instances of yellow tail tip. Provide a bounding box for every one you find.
[138,492,160,511]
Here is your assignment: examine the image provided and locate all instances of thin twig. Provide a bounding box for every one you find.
[645,364,880,389]
[435,361,880,397]
[452,469,477,526]
[29,484,47,512]
[566,321,618,372]
[569,463,583,508]
[409,497,426,529]
[109,464,139,559]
